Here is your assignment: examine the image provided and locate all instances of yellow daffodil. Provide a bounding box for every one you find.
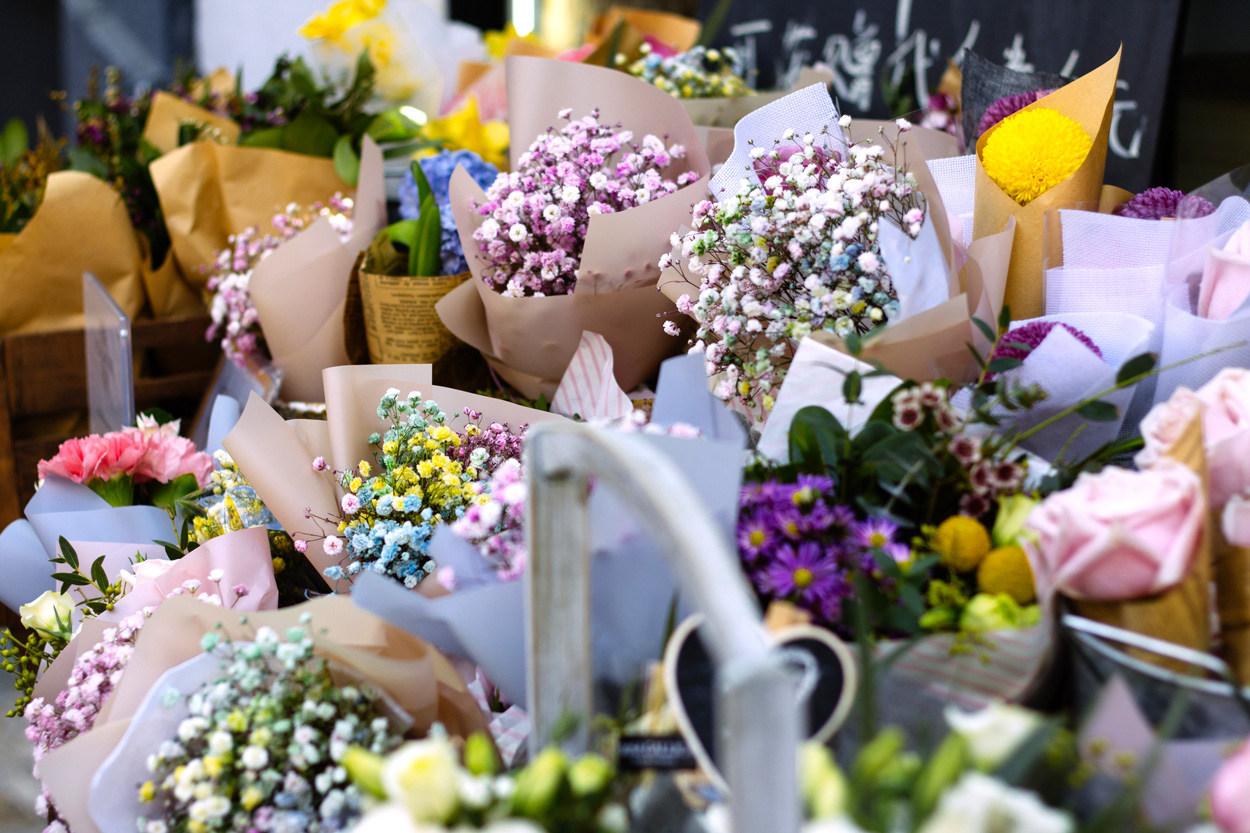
[483,23,542,60]
[420,97,510,170]
[981,107,1091,206]
[300,0,384,44]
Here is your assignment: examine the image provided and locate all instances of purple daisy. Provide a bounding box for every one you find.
[737,513,774,561]
[977,89,1053,138]
[1115,186,1215,221]
[852,517,900,551]
[761,541,842,608]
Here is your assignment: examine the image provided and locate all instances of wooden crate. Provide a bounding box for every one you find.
[0,315,219,629]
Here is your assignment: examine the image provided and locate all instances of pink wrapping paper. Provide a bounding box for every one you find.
[1198,221,1250,321]
[250,137,388,401]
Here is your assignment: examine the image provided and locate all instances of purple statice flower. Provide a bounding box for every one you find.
[472,108,699,297]
[1115,186,1215,221]
[399,150,501,275]
[977,89,1053,138]
[989,321,1102,377]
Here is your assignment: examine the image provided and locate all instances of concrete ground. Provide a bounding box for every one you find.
[0,675,42,833]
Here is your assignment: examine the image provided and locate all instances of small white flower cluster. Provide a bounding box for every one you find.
[138,624,402,833]
[664,123,924,414]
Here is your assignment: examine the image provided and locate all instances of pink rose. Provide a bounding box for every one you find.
[1211,738,1250,833]
[1025,460,1205,601]
[38,434,114,483]
[1139,369,1250,509]
[1198,221,1250,321]
[135,432,214,487]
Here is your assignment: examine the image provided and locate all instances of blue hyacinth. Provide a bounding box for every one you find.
[398,149,501,276]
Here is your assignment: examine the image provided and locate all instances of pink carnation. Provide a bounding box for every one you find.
[37,435,114,483]
[38,428,213,490]
[135,431,214,487]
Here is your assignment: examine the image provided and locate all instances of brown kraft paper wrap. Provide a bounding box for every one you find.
[1215,526,1250,684]
[678,68,837,129]
[440,56,712,400]
[150,141,350,291]
[40,595,488,833]
[0,171,147,335]
[141,91,242,154]
[1072,414,1213,672]
[357,261,470,364]
[972,49,1121,320]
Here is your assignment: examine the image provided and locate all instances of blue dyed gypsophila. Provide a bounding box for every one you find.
[301,389,514,589]
[397,150,500,275]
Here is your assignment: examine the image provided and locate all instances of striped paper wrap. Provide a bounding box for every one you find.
[876,617,1054,710]
[552,332,635,421]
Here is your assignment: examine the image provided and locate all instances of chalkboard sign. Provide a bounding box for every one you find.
[698,0,1186,192]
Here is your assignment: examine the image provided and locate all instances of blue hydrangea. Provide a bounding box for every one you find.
[398,150,501,276]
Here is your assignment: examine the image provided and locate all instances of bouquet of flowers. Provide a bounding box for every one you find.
[471,107,699,298]
[662,118,925,416]
[137,624,407,833]
[205,194,354,366]
[37,416,214,513]
[0,117,63,234]
[299,389,527,589]
[624,44,752,100]
[439,56,711,399]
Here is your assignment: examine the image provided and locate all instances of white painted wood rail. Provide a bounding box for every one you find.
[524,422,802,833]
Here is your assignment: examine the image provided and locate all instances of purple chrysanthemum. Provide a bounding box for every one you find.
[853,517,899,550]
[1115,186,1215,221]
[977,89,1053,138]
[991,321,1102,374]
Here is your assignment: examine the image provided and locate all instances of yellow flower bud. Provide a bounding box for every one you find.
[931,516,992,572]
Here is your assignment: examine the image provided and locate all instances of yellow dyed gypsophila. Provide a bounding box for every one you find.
[309,389,524,589]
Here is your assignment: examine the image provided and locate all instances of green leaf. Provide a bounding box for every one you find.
[366,109,421,144]
[333,134,361,186]
[58,537,79,570]
[971,317,996,344]
[137,407,176,426]
[788,406,848,472]
[383,140,439,159]
[1077,400,1119,422]
[997,303,1013,332]
[385,219,421,247]
[1116,352,1158,384]
[282,112,340,157]
[149,473,201,517]
[67,146,110,179]
[153,540,186,561]
[50,572,91,587]
[90,555,109,590]
[842,370,862,404]
[986,357,1023,374]
[240,127,286,148]
[843,330,863,356]
[411,159,433,210]
[411,195,442,276]
[0,117,29,166]
[88,475,135,508]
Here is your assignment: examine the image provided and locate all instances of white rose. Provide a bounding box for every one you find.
[241,745,269,770]
[19,590,74,639]
[944,702,1043,770]
[117,558,176,593]
[382,737,461,824]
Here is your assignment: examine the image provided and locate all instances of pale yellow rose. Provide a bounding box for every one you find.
[20,590,74,639]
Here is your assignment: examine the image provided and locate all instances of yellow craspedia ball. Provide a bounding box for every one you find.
[932,516,992,573]
[981,107,1092,206]
[977,545,1037,605]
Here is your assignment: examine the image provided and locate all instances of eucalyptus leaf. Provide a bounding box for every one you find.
[971,317,996,344]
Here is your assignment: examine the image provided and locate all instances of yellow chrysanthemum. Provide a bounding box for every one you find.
[931,516,992,573]
[977,545,1037,605]
[139,781,156,803]
[981,107,1092,206]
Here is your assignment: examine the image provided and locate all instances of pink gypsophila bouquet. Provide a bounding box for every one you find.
[37,416,214,509]
[205,194,354,366]
[471,107,701,297]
